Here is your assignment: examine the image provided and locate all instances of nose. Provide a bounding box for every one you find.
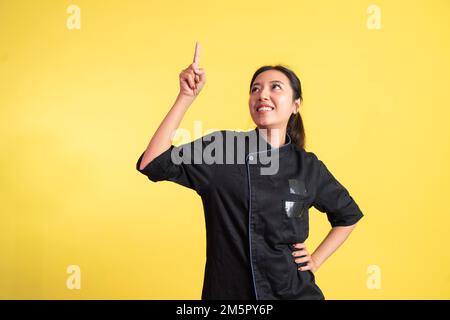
[258,86,271,101]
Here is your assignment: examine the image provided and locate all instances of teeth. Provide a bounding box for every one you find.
[257,106,274,112]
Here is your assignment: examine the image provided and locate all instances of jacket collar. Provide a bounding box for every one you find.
[254,127,292,151]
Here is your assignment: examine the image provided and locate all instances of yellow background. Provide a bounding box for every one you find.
[1,0,449,299]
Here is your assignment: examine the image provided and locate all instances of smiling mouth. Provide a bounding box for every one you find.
[256,105,275,112]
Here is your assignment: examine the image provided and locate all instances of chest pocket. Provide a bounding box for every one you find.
[281,179,310,242]
[281,197,310,242]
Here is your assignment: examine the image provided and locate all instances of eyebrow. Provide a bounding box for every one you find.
[252,80,284,87]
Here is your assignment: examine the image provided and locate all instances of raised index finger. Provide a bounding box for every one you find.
[193,41,200,68]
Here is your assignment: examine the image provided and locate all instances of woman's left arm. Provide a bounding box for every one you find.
[292,223,358,272]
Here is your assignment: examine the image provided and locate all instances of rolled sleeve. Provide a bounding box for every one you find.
[312,159,364,227]
[136,146,174,182]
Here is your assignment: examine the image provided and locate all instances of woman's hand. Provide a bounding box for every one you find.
[291,242,320,273]
[179,41,206,98]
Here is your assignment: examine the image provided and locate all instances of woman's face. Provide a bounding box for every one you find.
[249,69,300,130]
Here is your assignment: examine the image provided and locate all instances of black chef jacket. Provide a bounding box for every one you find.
[136,127,364,300]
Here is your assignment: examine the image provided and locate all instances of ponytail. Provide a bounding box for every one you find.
[287,112,305,150]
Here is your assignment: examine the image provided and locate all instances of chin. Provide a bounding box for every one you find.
[255,122,276,129]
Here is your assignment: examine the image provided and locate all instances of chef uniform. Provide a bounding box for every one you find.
[136,127,364,300]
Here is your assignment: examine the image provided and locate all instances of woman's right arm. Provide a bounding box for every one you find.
[139,42,206,170]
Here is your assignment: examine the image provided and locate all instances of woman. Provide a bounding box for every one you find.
[136,42,364,300]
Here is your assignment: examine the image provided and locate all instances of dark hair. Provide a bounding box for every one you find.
[249,65,305,150]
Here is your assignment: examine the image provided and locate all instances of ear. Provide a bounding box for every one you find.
[293,99,301,114]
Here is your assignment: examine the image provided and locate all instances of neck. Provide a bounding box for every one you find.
[258,127,287,148]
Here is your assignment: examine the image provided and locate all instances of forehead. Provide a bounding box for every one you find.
[252,69,289,85]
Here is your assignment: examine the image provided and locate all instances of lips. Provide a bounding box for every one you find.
[256,104,275,112]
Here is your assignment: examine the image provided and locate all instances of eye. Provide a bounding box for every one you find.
[251,84,281,92]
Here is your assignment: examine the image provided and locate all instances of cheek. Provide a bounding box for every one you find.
[275,94,289,104]
[274,97,291,112]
